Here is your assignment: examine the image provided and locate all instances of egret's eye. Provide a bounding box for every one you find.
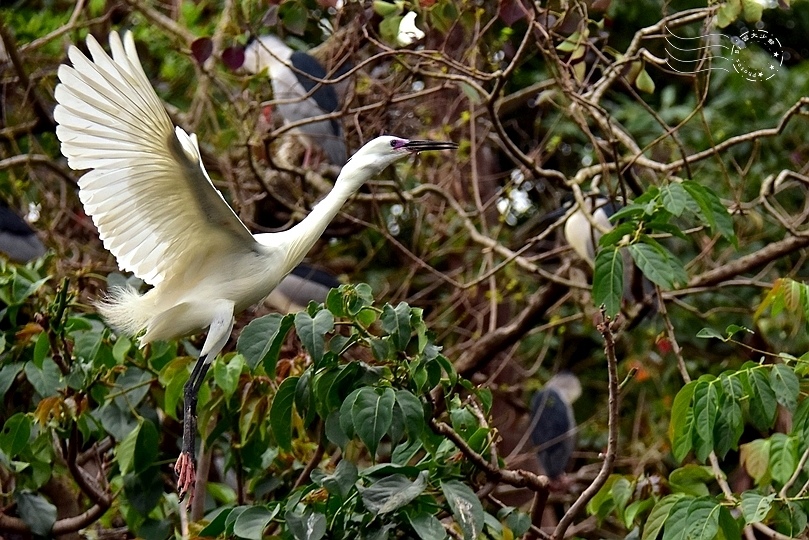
[391,139,407,150]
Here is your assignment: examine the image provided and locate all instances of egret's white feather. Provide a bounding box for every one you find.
[55,31,255,291]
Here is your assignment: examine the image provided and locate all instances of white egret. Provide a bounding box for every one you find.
[53,31,456,500]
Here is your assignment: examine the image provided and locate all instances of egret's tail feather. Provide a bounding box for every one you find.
[96,286,150,339]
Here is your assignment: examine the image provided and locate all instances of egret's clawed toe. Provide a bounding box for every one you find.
[174,452,196,503]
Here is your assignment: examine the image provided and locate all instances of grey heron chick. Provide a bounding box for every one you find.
[530,372,582,481]
[0,203,45,263]
[266,263,341,313]
[242,35,347,167]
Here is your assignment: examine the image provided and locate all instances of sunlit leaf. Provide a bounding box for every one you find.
[359,471,428,514]
[740,491,774,524]
[233,505,279,540]
[441,479,485,540]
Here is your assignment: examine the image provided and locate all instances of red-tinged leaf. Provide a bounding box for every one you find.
[191,37,213,64]
[740,439,771,485]
[499,0,528,25]
[222,46,246,71]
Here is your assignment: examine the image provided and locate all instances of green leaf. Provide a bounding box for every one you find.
[199,507,234,537]
[717,0,741,27]
[312,459,357,500]
[0,413,32,457]
[407,511,446,540]
[772,501,807,537]
[0,363,22,400]
[352,387,395,458]
[681,181,735,243]
[587,475,620,519]
[116,422,140,474]
[24,358,63,397]
[740,491,774,524]
[740,439,770,485]
[215,354,244,400]
[295,310,334,364]
[359,471,428,514]
[134,420,159,473]
[381,302,412,351]
[158,357,192,420]
[661,496,693,540]
[769,364,799,412]
[611,477,633,515]
[696,327,725,340]
[683,497,721,540]
[769,433,797,485]
[396,390,425,440]
[112,335,131,363]
[660,183,689,217]
[642,494,687,540]
[16,491,56,537]
[339,388,363,439]
[714,394,743,459]
[269,377,299,451]
[223,506,249,536]
[745,368,777,430]
[325,410,349,449]
[232,506,278,540]
[278,0,308,35]
[286,508,327,540]
[669,465,713,497]
[624,499,654,529]
[112,366,152,409]
[628,243,681,290]
[593,247,624,317]
[441,480,485,540]
[741,0,763,21]
[670,381,697,462]
[692,380,719,461]
[237,313,293,375]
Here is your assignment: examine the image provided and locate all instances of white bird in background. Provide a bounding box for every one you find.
[242,35,348,167]
[53,31,457,501]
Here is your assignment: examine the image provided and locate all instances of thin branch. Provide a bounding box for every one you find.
[429,419,549,494]
[553,310,620,539]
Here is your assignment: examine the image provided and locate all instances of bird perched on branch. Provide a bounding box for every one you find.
[0,203,45,263]
[529,372,582,485]
[54,31,456,502]
[242,35,348,167]
[561,195,621,266]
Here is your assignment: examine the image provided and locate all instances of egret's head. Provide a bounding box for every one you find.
[343,136,457,179]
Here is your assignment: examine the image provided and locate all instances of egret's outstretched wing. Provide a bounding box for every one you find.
[54,31,255,285]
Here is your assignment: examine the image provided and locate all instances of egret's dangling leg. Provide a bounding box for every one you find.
[175,301,235,502]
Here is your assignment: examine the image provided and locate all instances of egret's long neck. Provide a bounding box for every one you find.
[269,160,374,274]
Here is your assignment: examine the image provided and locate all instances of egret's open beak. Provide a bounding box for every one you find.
[403,140,459,153]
